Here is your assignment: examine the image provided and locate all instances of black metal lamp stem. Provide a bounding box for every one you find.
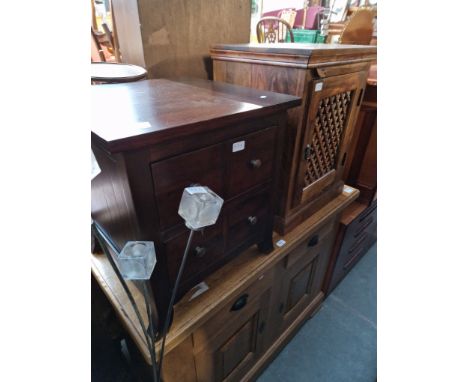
[91,223,160,382]
[157,228,196,381]
[143,281,159,382]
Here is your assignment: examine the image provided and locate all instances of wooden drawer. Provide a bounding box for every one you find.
[327,203,376,292]
[165,228,225,294]
[341,210,377,272]
[226,188,271,250]
[151,144,225,230]
[226,127,276,198]
[343,230,376,271]
[347,203,376,239]
[285,220,334,270]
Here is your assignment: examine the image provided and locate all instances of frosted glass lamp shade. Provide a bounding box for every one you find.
[178,186,224,230]
[117,241,157,280]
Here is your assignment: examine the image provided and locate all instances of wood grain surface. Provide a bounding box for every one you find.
[92,78,300,153]
[211,43,376,68]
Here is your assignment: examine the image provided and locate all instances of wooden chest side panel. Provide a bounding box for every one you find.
[213,59,310,220]
[91,145,140,249]
[213,61,253,88]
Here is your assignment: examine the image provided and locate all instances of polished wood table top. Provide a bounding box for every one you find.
[91,62,147,83]
[91,78,301,153]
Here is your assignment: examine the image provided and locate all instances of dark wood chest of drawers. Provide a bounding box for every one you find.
[324,200,377,294]
[211,43,376,234]
[91,78,300,329]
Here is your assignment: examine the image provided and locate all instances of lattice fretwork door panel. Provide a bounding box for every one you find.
[295,71,367,205]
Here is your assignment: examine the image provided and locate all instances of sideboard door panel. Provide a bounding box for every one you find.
[194,289,271,382]
[271,220,335,335]
[295,72,367,206]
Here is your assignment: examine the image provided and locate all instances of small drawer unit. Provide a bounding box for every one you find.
[91,78,300,332]
[325,201,377,294]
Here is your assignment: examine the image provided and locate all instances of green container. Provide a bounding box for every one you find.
[286,29,319,43]
[316,34,326,43]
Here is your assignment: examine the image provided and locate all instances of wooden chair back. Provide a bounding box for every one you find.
[339,8,376,45]
[256,17,294,43]
[101,23,115,54]
[91,28,106,62]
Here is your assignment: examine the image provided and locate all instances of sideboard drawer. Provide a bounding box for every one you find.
[151,144,225,230]
[193,268,274,353]
[285,220,334,270]
[348,204,376,239]
[226,127,276,198]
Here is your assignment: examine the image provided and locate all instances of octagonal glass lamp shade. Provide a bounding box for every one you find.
[117,241,157,280]
[178,186,224,230]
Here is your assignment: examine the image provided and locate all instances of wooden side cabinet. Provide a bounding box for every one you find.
[211,43,376,234]
[91,187,360,382]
